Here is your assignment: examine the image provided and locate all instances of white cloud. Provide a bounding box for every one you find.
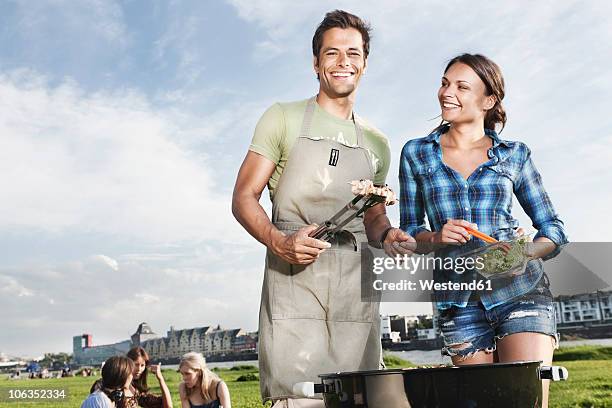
[0,69,241,243]
[0,275,34,297]
[93,255,119,271]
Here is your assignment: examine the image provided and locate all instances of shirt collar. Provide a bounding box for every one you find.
[426,124,512,148]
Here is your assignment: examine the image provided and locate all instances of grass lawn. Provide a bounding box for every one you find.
[1,348,610,407]
[0,365,269,408]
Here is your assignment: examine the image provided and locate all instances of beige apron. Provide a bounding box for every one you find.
[259,97,382,404]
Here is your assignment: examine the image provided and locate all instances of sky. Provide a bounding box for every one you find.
[1,0,611,357]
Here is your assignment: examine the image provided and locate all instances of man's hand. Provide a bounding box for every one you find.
[271,224,331,265]
[432,219,477,244]
[383,228,416,257]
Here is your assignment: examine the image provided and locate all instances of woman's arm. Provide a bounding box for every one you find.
[178,383,190,408]
[150,364,173,408]
[217,382,231,408]
[514,146,568,259]
[399,145,430,240]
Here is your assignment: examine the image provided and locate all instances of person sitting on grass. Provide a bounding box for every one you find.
[122,346,173,408]
[178,352,231,408]
[82,356,134,408]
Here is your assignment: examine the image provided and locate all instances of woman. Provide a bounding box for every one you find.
[399,53,567,407]
[178,352,230,408]
[82,356,134,408]
[122,346,173,408]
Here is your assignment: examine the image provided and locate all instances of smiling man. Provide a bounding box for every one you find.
[232,10,414,407]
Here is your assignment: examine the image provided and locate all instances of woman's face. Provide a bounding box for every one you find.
[133,357,146,379]
[438,62,493,126]
[180,366,200,388]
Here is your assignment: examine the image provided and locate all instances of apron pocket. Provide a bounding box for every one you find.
[328,249,376,323]
[270,250,328,320]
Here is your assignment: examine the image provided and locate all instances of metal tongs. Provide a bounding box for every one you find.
[308,193,388,243]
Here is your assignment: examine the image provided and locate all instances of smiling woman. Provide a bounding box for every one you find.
[399,53,568,408]
[437,55,507,134]
[123,346,173,408]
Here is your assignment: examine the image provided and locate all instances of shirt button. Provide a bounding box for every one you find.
[479,167,483,171]
[464,183,468,188]
[464,207,469,211]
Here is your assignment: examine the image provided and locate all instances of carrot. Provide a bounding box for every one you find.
[464,226,498,244]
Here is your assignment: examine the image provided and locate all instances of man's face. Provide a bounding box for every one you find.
[314,27,367,99]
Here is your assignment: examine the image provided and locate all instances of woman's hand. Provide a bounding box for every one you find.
[151,363,173,408]
[149,363,164,381]
[432,219,477,244]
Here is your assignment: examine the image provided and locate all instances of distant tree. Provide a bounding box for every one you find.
[40,352,73,368]
[416,315,433,329]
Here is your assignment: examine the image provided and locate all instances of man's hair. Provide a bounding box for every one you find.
[312,10,372,60]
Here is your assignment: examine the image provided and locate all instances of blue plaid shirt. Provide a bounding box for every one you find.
[399,125,568,310]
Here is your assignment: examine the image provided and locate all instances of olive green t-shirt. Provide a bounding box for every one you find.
[249,98,391,200]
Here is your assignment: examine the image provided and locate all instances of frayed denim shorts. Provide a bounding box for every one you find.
[438,276,559,359]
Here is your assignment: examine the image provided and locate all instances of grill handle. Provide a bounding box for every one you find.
[292,382,328,397]
[540,366,569,381]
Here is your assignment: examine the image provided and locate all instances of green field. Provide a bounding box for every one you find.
[1,348,610,407]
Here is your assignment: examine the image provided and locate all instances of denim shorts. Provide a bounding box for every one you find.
[438,275,559,359]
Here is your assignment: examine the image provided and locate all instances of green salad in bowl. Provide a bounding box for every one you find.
[466,233,535,279]
[481,237,529,275]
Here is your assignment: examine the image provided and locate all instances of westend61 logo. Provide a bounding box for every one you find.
[372,254,485,275]
[368,253,493,294]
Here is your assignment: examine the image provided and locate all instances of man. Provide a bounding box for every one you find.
[232,10,414,407]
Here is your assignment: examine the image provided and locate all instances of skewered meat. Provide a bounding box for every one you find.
[349,179,397,205]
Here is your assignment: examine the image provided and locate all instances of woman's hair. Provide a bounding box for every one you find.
[127,346,150,393]
[179,352,220,401]
[101,356,134,390]
[438,53,507,133]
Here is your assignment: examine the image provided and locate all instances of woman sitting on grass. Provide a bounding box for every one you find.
[178,352,231,408]
[82,356,134,408]
[122,346,173,408]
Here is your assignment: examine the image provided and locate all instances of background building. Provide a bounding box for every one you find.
[72,334,131,366]
[555,290,612,327]
[131,323,160,346]
[73,322,255,365]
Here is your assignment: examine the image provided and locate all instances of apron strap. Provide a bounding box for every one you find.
[354,114,365,147]
[300,96,365,147]
[298,97,317,138]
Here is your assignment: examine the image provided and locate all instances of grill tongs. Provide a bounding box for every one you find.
[308,193,388,245]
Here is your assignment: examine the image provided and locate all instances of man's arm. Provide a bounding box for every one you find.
[232,151,330,265]
[363,203,392,243]
[364,203,415,257]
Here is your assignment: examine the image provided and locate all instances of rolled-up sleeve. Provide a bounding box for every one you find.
[399,144,430,238]
[514,146,568,259]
